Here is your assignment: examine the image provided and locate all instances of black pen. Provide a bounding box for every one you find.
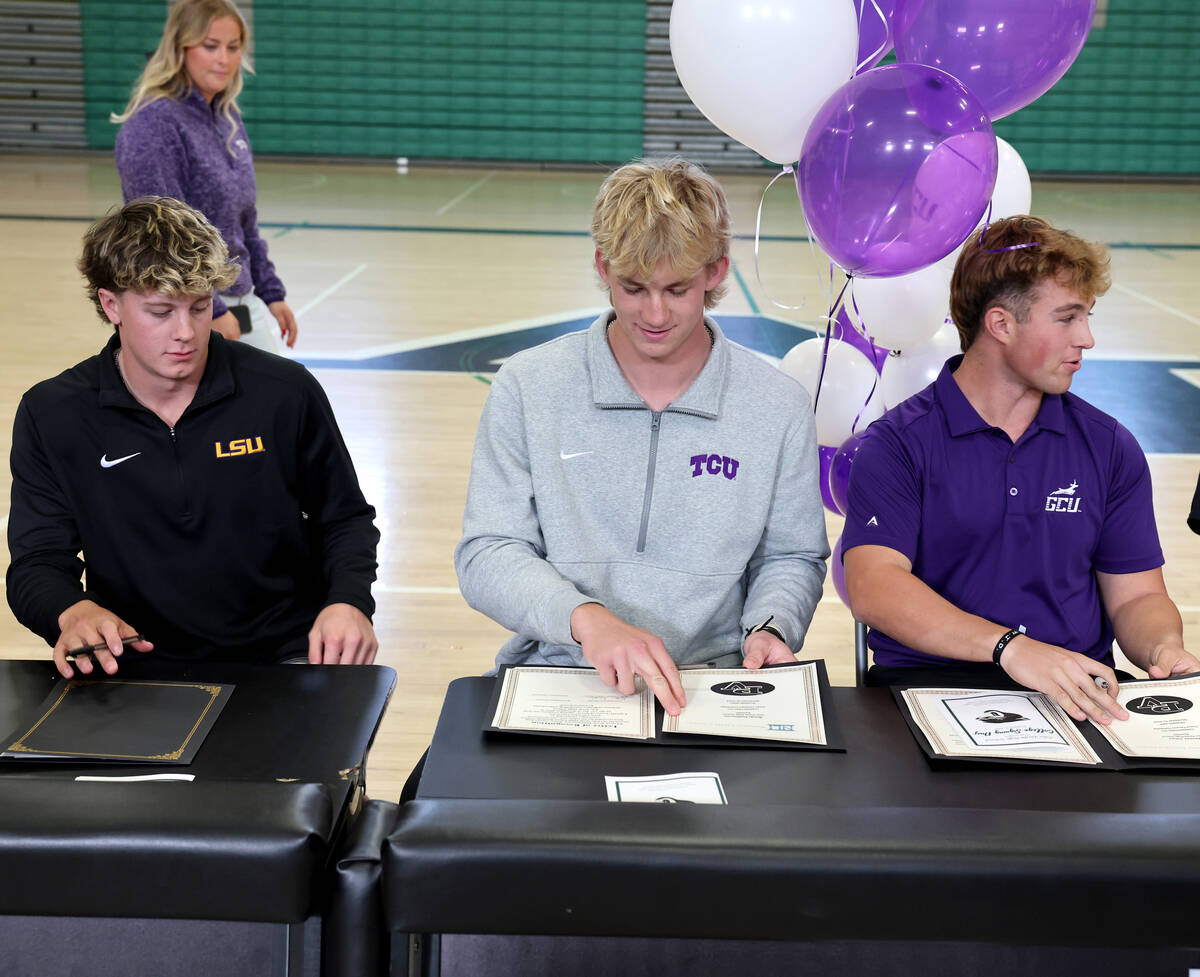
[65,634,147,659]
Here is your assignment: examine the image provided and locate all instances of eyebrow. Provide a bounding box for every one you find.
[619,277,692,289]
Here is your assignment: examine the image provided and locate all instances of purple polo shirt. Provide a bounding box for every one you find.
[842,355,1163,669]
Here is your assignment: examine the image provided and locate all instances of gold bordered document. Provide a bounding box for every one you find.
[486,661,843,751]
[2,678,234,764]
[1089,674,1200,761]
[898,687,1103,766]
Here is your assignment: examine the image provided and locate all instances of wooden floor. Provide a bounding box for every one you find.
[0,153,1197,799]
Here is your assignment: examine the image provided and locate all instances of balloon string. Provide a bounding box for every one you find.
[753,164,808,312]
[854,0,889,75]
[790,165,835,315]
[813,276,852,416]
[836,282,884,434]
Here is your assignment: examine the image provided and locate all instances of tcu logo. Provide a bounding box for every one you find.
[215,436,265,459]
[689,453,739,480]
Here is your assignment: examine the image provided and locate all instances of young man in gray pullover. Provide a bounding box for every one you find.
[455,158,829,715]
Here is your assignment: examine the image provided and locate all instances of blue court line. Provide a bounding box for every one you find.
[730,260,760,315]
[3,213,1198,252]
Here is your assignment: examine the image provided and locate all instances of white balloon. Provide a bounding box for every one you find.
[670,0,858,164]
[879,322,963,409]
[779,337,885,446]
[989,137,1033,221]
[850,253,955,351]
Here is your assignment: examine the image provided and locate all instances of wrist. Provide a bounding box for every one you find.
[745,615,785,647]
[992,627,1026,668]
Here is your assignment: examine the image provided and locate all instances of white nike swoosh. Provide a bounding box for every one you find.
[560,451,593,460]
[100,452,142,469]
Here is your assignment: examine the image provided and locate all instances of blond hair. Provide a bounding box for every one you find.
[950,215,1111,350]
[592,157,731,308]
[79,196,241,325]
[110,0,252,153]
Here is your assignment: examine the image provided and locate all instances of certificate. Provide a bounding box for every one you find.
[662,662,827,745]
[490,666,654,740]
[899,688,1103,766]
[604,771,727,804]
[1090,674,1200,760]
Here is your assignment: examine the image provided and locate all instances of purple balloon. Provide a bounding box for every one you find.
[831,533,850,608]
[829,429,871,516]
[854,0,897,72]
[799,63,997,278]
[894,0,1096,122]
[832,305,888,374]
[818,444,841,515]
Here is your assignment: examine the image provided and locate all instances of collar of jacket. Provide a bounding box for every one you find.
[97,331,236,416]
[587,311,728,418]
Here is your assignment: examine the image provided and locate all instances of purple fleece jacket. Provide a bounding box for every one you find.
[114,89,285,319]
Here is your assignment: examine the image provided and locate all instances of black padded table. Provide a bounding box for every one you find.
[385,676,1200,975]
[0,658,394,977]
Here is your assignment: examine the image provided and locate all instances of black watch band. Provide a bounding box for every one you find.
[746,616,785,645]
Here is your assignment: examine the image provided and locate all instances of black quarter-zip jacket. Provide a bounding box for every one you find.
[7,333,379,661]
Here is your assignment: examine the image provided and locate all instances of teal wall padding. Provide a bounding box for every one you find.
[82,0,647,164]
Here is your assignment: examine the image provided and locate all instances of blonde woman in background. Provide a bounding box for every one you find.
[112,0,297,351]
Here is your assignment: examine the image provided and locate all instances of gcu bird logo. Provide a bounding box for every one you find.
[215,436,265,459]
[1045,479,1082,513]
[977,709,1026,724]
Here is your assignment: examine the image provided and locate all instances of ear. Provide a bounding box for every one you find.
[704,256,730,290]
[594,249,611,285]
[981,304,1015,345]
[97,288,123,328]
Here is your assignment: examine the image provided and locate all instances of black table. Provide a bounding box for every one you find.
[0,658,394,977]
[385,677,1200,976]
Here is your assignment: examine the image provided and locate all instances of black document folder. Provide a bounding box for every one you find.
[2,678,233,763]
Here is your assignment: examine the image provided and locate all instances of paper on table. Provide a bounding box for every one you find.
[1090,674,1200,760]
[605,771,727,804]
[491,666,654,740]
[901,687,1103,765]
[662,662,826,744]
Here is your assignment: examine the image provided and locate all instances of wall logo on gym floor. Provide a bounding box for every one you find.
[1126,695,1192,715]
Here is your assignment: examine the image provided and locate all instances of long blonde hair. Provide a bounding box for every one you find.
[111,0,254,153]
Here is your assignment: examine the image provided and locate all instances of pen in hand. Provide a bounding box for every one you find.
[65,634,147,660]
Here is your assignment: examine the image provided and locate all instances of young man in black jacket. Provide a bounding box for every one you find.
[7,196,379,677]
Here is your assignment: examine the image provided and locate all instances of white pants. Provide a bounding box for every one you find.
[222,292,283,354]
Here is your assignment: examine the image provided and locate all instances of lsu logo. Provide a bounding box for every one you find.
[215,436,265,459]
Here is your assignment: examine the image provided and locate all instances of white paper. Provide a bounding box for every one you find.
[901,688,1102,765]
[663,663,826,745]
[491,667,654,740]
[605,771,727,804]
[1091,674,1200,760]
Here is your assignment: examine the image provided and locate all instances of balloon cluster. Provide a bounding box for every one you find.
[671,0,1096,602]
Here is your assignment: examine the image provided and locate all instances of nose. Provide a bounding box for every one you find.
[642,291,669,327]
[172,309,196,341]
[1076,317,1094,350]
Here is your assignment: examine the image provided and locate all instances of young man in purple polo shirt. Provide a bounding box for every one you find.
[842,215,1198,725]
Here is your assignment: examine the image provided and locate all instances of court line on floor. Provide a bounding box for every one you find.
[294,264,367,318]
[1111,282,1200,328]
[434,172,495,216]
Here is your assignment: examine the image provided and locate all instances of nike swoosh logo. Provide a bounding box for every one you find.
[560,451,593,460]
[100,452,142,469]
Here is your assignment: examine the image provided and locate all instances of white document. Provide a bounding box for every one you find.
[605,771,727,804]
[901,688,1103,765]
[1090,674,1200,760]
[662,663,827,745]
[491,666,654,740]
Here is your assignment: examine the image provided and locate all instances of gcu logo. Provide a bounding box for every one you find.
[1045,479,1082,513]
[215,436,265,459]
[689,454,740,480]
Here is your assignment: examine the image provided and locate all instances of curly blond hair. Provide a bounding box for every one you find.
[79,196,241,324]
[592,157,731,309]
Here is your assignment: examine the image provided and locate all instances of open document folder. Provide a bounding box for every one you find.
[486,661,843,752]
[895,673,1200,771]
[2,678,233,763]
